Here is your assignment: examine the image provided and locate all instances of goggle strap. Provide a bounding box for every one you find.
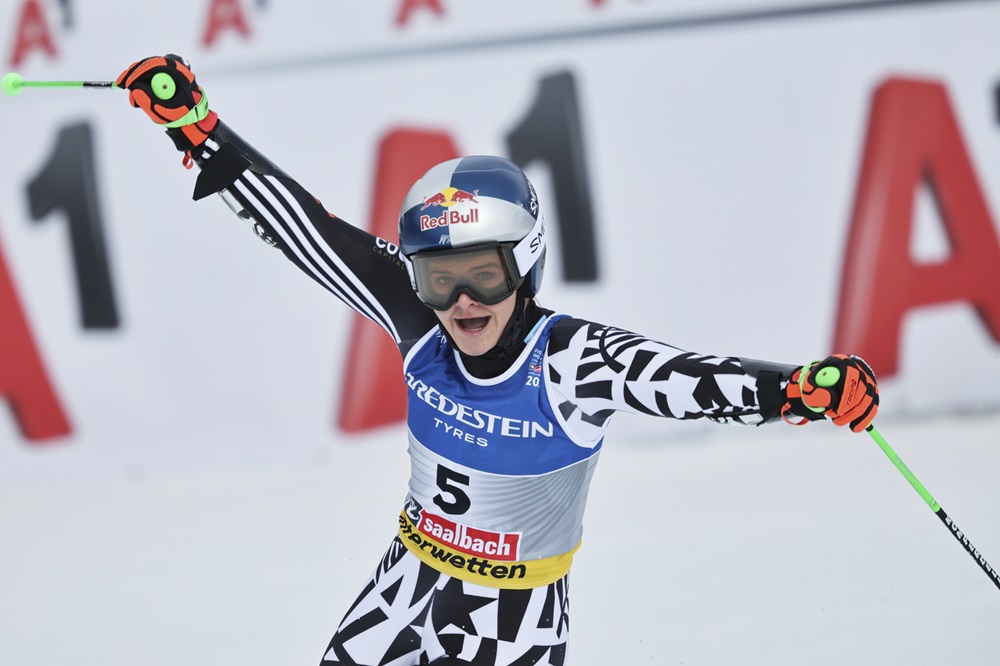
[402,253,418,290]
[510,214,545,278]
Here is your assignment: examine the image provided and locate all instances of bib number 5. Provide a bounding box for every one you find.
[433,465,471,515]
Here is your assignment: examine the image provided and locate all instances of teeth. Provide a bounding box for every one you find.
[458,316,489,332]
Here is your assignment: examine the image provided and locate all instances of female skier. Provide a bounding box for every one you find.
[116,55,879,666]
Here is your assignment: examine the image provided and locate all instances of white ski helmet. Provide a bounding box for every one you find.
[398,156,546,310]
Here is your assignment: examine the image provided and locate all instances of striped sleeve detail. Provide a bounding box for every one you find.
[199,137,220,160]
[231,170,400,343]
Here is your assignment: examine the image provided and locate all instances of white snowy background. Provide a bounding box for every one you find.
[2,1,999,664]
[4,413,999,665]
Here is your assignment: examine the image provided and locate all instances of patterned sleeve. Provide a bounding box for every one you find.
[187,121,438,353]
[544,316,798,443]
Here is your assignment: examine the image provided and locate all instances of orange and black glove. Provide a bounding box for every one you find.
[783,354,879,432]
[116,54,218,153]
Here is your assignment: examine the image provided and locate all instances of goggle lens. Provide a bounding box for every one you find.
[411,245,521,310]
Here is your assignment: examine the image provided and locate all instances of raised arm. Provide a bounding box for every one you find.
[115,54,437,352]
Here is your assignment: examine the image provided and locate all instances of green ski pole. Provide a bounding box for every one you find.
[812,366,999,590]
[866,424,1000,591]
[2,71,114,96]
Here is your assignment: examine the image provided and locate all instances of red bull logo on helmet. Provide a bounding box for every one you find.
[420,207,481,231]
[420,187,479,210]
[419,187,481,231]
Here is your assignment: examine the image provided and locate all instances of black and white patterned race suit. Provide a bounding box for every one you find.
[185,122,799,665]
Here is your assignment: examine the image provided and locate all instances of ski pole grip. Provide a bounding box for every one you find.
[815,367,841,388]
[150,71,177,101]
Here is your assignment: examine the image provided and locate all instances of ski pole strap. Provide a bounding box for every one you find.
[797,361,821,411]
[164,93,210,128]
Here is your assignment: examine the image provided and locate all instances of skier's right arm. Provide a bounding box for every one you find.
[116,55,436,348]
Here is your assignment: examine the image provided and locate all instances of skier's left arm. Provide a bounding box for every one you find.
[545,317,878,437]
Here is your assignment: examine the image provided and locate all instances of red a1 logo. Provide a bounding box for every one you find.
[0,229,71,441]
[834,77,1000,376]
[6,75,1000,443]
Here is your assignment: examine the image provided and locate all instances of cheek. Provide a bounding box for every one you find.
[433,310,451,329]
[496,299,517,325]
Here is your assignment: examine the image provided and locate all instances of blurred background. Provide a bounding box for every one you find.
[1,1,999,664]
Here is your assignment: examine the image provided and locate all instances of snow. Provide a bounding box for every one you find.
[2,412,998,665]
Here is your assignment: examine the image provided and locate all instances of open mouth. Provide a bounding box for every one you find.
[456,316,490,333]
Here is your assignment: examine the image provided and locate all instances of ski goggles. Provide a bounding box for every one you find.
[408,243,524,311]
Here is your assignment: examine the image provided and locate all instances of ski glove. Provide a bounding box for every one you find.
[116,54,218,152]
[784,354,879,432]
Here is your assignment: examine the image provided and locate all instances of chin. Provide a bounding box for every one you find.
[453,334,498,357]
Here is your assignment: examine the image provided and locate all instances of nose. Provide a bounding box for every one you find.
[454,291,479,309]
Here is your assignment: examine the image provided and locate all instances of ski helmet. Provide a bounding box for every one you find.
[398,156,546,310]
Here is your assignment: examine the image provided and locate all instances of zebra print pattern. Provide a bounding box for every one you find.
[322,538,569,666]
[546,317,769,444]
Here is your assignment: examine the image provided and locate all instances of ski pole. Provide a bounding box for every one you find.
[2,71,115,96]
[810,366,999,590]
[866,423,1000,591]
